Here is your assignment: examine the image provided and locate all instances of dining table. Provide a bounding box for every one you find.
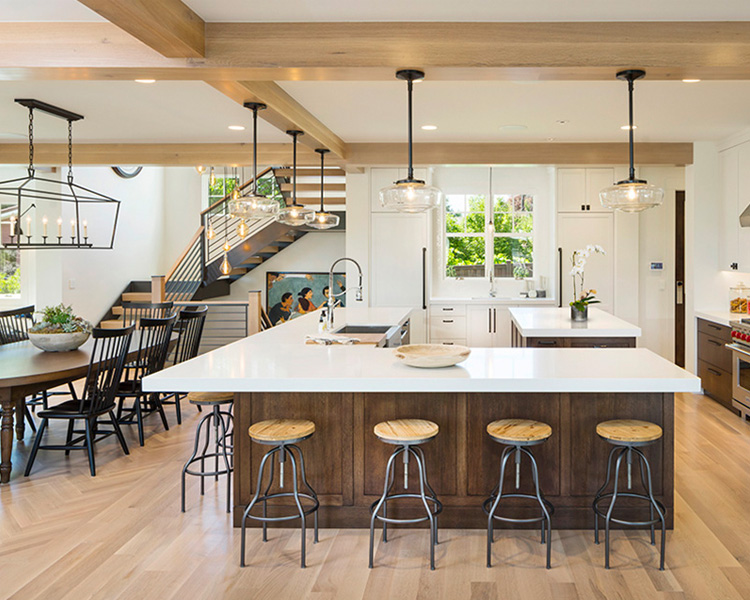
[0,331,162,484]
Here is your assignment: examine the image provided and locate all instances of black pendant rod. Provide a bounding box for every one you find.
[396,69,425,183]
[244,102,266,194]
[286,130,304,207]
[407,78,414,181]
[316,148,330,212]
[616,69,645,183]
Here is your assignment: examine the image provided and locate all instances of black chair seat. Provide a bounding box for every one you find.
[116,380,141,395]
[39,399,114,419]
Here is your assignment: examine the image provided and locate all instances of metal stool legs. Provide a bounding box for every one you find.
[593,445,667,570]
[368,444,442,570]
[240,442,319,569]
[181,405,233,513]
[484,444,554,569]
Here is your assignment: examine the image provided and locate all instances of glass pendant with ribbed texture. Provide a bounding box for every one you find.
[305,148,340,229]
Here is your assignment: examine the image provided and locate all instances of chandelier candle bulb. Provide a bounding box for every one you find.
[42,216,47,236]
[56,217,62,237]
[70,219,75,237]
[83,220,88,237]
[25,216,31,238]
[9,215,16,237]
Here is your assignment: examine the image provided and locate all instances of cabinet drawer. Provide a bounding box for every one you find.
[430,316,467,339]
[431,303,466,317]
[430,338,468,347]
[567,337,636,348]
[528,337,564,348]
[697,318,732,344]
[697,331,732,372]
[697,359,733,410]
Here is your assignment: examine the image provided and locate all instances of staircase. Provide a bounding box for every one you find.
[99,166,345,328]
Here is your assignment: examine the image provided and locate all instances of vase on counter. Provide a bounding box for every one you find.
[570,305,588,322]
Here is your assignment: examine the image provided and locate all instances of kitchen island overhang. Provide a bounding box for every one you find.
[143,308,700,530]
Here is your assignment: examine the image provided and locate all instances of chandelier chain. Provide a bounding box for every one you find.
[27,108,34,175]
[67,120,74,183]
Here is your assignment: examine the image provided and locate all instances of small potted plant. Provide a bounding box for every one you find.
[28,304,93,352]
[570,245,606,321]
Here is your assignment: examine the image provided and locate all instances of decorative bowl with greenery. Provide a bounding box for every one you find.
[570,245,606,320]
[28,304,93,352]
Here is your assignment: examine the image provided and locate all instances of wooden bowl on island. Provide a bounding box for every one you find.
[393,344,471,368]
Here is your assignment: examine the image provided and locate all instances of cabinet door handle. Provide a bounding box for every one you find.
[488,308,492,333]
[443,342,454,345]
[537,340,558,346]
[442,307,454,312]
[493,308,497,333]
[581,204,586,211]
[442,319,454,324]
[707,367,721,376]
[707,339,722,347]
[707,323,721,331]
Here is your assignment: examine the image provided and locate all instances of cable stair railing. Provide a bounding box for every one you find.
[164,167,285,302]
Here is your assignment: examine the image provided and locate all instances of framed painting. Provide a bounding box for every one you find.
[266,271,346,326]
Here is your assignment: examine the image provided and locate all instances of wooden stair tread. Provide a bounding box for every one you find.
[281,197,346,205]
[280,183,346,192]
[596,419,663,443]
[248,419,315,442]
[275,168,346,177]
[373,419,439,443]
[99,319,125,329]
[122,292,152,302]
[487,419,552,443]
[242,257,263,265]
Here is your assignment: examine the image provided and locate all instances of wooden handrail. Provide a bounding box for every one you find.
[200,166,277,216]
[165,225,204,282]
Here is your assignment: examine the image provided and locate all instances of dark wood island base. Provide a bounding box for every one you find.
[233,391,673,530]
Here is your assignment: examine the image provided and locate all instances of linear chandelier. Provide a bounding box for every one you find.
[0,99,121,250]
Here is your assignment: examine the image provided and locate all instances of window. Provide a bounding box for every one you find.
[0,205,21,297]
[206,170,283,210]
[444,193,534,279]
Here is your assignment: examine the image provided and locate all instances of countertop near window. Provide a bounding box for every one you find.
[431,297,557,305]
[694,310,743,328]
[143,306,698,395]
[509,307,642,338]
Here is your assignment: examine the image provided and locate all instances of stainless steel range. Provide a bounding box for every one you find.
[727,319,750,419]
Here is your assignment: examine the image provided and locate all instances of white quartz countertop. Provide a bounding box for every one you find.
[694,310,742,328]
[143,306,698,394]
[431,297,556,305]
[508,307,642,338]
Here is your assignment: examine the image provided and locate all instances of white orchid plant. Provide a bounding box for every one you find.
[570,245,606,312]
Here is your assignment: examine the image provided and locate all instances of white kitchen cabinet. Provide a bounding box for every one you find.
[371,212,429,342]
[557,167,614,213]
[466,304,512,347]
[557,213,615,314]
[719,146,740,272]
[370,167,428,213]
[738,144,750,272]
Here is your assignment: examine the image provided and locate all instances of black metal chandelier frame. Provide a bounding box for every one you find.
[0,98,121,250]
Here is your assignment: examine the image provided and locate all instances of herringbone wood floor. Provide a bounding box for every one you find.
[2,392,750,599]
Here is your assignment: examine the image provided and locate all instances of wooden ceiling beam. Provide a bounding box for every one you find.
[2,22,750,81]
[0,142,692,167]
[209,81,348,159]
[76,0,205,58]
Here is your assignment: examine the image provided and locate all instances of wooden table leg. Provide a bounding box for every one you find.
[15,394,25,441]
[1,388,14,484]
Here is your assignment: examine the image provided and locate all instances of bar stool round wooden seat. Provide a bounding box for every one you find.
[483,419,554,569]
[240,419,319,569]
[369,418,443,571]
[593,419,666,571]
[181,392,234,514]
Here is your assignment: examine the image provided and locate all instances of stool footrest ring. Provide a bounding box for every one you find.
[482,492,555,524]
[369,493,442,525]
[593,492,666,527]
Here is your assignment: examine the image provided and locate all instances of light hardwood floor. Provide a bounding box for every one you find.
[2,392,750,600]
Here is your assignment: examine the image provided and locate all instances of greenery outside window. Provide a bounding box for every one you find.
[445,193,534,279]
[207,171,283,211]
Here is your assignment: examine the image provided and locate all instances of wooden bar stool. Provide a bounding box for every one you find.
[240,419,319,569]
[483,419,554,569]
[593,419,666,570]
[181,392,234,513]
[369,418,442,570]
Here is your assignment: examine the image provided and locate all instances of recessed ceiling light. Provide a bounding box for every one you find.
[134,79,156,84]
[555,120,569,125]
[682,79,701,83]
[499,125,528,131]
[228,125,246,131]
[547,137,555,142]
[421,125,437,130]
[620,124,638,130]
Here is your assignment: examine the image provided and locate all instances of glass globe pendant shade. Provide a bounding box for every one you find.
[277,203,314,227]
[229,193,280,219]
[305,210,340,230]
[380,180,444,213]
[599,180,664,213]
[236,219,249,238]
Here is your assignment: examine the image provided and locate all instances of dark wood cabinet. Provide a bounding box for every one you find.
[696,318,735,411]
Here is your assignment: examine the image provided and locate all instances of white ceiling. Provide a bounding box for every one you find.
[278,80,750,143]
[0,81,289,143]
[3,0,750,22]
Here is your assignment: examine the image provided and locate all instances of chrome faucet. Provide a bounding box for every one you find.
[327,257,363,330]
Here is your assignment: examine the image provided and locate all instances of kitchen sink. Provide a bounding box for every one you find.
[332,325,392,334]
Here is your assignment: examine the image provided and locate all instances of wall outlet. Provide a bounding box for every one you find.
[68,279,76,290]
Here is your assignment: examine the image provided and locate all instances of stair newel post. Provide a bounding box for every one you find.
[151,275,166,303]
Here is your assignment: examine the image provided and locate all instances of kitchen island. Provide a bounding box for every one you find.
[144,306,698,529]
[510,306,641,348]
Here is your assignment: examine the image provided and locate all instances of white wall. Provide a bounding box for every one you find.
[161,167,203,274]
[227,232,346,309]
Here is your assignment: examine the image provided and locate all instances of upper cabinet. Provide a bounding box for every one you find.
[718,143,750,273]
[556,167,615,213]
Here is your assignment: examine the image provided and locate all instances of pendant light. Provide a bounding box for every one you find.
[305,148,340,230]
[276,130,314,226]
[379,69,443,213]
[599,70,664,213]
[229,102,281,220]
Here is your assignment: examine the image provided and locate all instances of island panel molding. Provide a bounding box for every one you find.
[233,390,673,529]
[4,22,750,81]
